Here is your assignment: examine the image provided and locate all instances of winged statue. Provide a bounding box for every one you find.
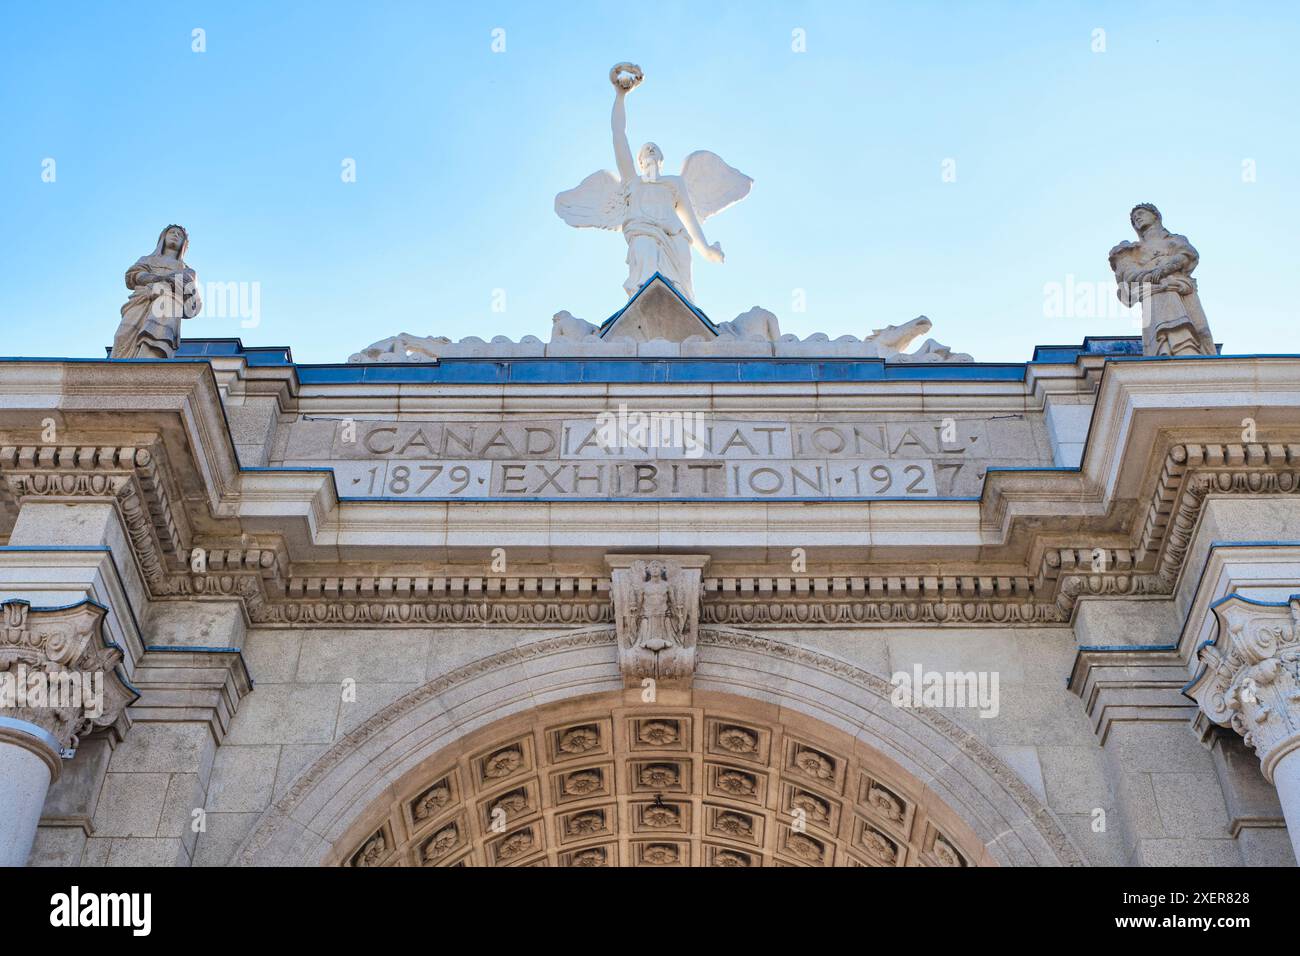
[610,559,700,681]
[555,63,753,302]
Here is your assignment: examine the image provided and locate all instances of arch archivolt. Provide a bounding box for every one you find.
[236,627,1084,867]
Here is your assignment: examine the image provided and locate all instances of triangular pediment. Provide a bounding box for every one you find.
[599,273,718,343]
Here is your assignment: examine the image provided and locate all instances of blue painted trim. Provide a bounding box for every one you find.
[145,644,253,688]
[1031,337,1144,362]
[0,597,142,705]
[0,554,250,687]
[1074,643,1179,653]
[147,645,244,653]
[1181,637,1223,695]
[242,466,334,473]
[0,545,144,643]
[1065,642,1180,690]
[289,358,1031,385]
[0,545,112,552]
[1163,542,1300,696]
[985,465,1079,473]
[0,716,62,755]
[331,494,985,504]
[1209,593,1294,610]
[1205,540,1300,551]
[175,338,294,364]
[1182,591,1300,697]
[10,342,1296,385]
[0,596,107,614]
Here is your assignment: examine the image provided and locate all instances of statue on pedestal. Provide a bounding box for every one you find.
[555,63,752,302]
[111,225,202,359]
[1108,204,1214,357]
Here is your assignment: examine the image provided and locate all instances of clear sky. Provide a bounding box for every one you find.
[2,1,1296,363]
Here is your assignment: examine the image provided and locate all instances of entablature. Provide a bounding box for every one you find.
[2,352,1300,627]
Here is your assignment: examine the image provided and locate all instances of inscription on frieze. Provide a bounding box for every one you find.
[280,414,1049,500]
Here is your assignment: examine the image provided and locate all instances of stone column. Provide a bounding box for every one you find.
[0,717,61,866]
[1187,595,1300,860]
[0,600,135,866]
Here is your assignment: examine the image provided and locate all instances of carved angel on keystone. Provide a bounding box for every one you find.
[611,559,700,681]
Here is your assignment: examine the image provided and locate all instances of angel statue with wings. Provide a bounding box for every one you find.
[611,559,700,682]
[555,63,753,302]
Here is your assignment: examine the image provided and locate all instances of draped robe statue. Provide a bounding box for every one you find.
[555,63,752,302]
[1108,204,1214,357]
[111,224,202,359]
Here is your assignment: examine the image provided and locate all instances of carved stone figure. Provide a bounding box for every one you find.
[111,225,202,359]
[716,306,781,341]
[860,317,935,359]
[550,310,601,342]
[349,308,974,362]
[609,557,704,682]
[1108,203,1214,357]
[555,63,753,302]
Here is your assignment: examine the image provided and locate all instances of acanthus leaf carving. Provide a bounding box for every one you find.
[1188,596,1300,780]
[0,599,137,763]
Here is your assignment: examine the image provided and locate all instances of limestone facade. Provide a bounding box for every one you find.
[2,337,1299,867]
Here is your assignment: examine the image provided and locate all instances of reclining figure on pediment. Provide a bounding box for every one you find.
[348,310,973,363]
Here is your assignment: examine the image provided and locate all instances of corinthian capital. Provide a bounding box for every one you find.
[1187,595,1300,781]
[0,600,137,774]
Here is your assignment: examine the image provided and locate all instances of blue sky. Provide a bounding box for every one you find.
[2,1,1296,363]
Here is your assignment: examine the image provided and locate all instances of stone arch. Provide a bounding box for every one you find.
[236,627,1084,866]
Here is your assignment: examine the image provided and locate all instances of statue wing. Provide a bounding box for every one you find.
[679,150,753,221]
[613,564,643,646]
[667,571,698,649]
[555,170,626,230]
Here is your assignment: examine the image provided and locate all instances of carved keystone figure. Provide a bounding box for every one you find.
[610,558,704,683]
